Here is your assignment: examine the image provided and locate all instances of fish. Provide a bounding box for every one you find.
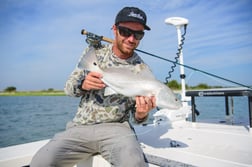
[80,47,182,109]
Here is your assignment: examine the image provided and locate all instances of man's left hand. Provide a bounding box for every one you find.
[135,96,156,121]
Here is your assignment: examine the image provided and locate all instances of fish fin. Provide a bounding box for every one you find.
[104,87,117,96]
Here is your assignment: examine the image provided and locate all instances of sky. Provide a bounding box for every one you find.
[1,0,252,91]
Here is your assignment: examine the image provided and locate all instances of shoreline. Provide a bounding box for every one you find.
[0,91,66,96]
[0,90,183,96]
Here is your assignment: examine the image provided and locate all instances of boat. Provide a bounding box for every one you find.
[1,17,252,167]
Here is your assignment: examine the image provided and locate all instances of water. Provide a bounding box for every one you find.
[189,96,249,125]
[0,96,78,147]
[0,96,249,148]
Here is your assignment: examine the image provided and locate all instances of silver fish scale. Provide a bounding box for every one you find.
[65,44,144,125]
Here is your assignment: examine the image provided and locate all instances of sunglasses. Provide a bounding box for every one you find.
[116,26,145,40]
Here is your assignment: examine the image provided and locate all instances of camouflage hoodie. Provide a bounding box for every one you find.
[64,44,145,125]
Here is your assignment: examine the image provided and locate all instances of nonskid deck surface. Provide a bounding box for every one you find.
[144,153,196,167]
[1,121,252,167]
[135,121,252,167]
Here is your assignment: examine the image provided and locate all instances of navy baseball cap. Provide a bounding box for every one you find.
[115,7,151,30]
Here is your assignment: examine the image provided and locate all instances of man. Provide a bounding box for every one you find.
[31,6,155,167]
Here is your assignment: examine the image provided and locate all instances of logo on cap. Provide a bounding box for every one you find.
[128,11,144,21]
[115,7,151,30]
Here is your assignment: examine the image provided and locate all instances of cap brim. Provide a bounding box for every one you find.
[144,25,151,30]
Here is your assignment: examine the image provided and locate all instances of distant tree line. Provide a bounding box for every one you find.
[3,82,222,93]
[4,86,17,92]
[2,87,57,92]
[167,80,223,90]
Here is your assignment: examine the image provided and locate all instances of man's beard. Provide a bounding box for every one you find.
[117,40,137,57]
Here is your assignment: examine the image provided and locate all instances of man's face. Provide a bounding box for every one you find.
[113,22,145,59]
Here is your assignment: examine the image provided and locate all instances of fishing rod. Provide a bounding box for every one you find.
[81,29,252,90]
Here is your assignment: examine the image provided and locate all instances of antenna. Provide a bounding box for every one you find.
[165,17,189,27]
[165,17,189,106]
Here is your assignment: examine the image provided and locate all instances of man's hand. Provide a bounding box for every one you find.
[82,72,105,90]
[135,96,156,121]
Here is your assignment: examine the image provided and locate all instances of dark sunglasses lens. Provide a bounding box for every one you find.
[134,32,144,40]
[118,26,144,40]
[118,27,131,37]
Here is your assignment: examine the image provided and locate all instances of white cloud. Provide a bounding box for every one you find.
[1,0,252,90]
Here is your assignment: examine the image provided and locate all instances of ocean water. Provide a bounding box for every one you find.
[0,96,249,148]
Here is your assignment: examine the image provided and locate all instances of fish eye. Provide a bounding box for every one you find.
[93,62,97,66]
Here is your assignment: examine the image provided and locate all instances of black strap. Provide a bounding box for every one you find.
[118,102,136,123]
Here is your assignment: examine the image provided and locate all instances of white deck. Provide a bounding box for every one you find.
[0,139,49,167]
[136,121,252,167]
[1,119,252,167]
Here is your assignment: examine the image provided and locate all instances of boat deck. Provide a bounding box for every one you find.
[136,121,252,167]
[0,121,252,167]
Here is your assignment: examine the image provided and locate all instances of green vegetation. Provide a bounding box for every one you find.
[167,80,223,90]
[1,81,223,96]
[0,87,65,96]
[4,86,17,92]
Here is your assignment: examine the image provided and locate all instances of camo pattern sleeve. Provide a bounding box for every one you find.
[64,47,90,97]
[66,44,146,125]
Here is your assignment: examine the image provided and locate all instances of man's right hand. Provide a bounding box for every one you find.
[82,72,105,90]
